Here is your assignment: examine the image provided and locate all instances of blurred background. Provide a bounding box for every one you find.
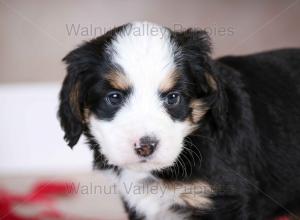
[0,0,299,219]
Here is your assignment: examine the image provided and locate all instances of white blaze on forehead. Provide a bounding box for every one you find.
[108,22,178,90]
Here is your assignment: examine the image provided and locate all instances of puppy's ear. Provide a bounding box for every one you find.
[58,26,126,147]
[172,29,211,66]
[172,29,215,93]
[172,29,227,129]
[206,67,228,131]
[58,47,88,148]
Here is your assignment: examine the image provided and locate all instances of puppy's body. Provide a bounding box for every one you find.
[214,49,300,219]
[120,49,300,220]
[58,22,300,220]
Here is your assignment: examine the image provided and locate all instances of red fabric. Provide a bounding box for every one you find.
[0,181,103,220]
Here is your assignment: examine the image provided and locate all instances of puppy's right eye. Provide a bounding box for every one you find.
[105,91,124,106]
[164,92,181,107]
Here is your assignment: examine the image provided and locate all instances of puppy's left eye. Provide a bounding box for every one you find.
[105,91,124,106]
[164,92,181,106]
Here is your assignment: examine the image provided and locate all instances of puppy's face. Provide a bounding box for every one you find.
[59,22,218,172]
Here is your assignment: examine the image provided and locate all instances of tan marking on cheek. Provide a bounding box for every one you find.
[159,70,180,92]
[205,72,217,91]
[190,99,208,124]
[164,181,213,209]
[105,71,131,90]
[69,81,81,120]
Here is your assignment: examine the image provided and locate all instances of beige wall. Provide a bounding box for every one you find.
[1,0,300,83]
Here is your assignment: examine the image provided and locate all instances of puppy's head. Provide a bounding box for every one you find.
[58,22,222,172]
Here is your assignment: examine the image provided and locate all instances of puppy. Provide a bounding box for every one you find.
[58,22,300,220]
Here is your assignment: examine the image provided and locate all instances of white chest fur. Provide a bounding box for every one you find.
[116,170,212,220]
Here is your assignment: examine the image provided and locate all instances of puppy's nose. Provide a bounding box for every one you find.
[134,136,158,157]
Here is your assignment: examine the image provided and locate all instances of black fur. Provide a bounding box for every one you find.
[58,24,300,220]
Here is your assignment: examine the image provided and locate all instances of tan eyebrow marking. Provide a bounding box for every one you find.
[105,71,131,90]
[159,70,180,92]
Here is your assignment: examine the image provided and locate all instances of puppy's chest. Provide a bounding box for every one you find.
[116,170,212,220]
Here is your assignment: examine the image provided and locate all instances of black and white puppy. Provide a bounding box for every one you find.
[58,22,300,220]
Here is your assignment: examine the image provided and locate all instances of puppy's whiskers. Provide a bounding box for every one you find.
[184,138,203,169]
[180,152,193,178]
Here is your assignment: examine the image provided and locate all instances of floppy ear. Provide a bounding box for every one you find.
[58,26,127,147]
[58,47,89,148]
[172,29,214,93]
[172,29,228,129]
[206,64,228,131]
